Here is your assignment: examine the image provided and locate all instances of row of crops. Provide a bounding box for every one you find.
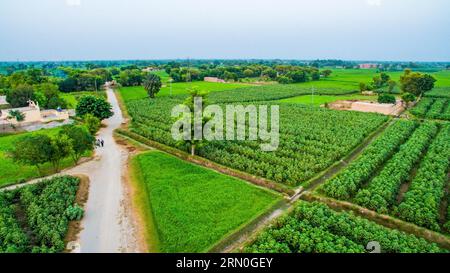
[410,98,450,120]
[245,201,445,253]
[0,176,82,253]
[126,95,388,186]
[321,121,450,233]
[425,87,450,99]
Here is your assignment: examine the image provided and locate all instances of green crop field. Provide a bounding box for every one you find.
[0,176,82,253]
[132,151,281,253]
[0,126,90,187]
[279,94,377,106]
[119,81,253,102]
[245,201,444,253]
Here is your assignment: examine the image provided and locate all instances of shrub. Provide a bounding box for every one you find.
[378,93,396,104]
[76,95,113,120]
[66,205,84,221]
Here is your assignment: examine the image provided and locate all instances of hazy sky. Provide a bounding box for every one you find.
[0,0,449,61]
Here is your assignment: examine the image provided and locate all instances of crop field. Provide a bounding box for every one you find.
[0,176,81,253]
[279,94,376,106]
[245,201,445,253]
[125,93,387,186]
[410,98,450,120]
[132,151,281,253]
[0,126,89,187]
[119,81,253,102]
[320,121,450,232]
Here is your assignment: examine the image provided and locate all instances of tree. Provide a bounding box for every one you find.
[400,70,436,96]
[176,87,209,156]
[359,82,367,92]
[321,70,332,78]
[143,74,162,99]
[60,125,95,164]
[6,84,35,108]
[76,95,113,120]
[388,80,397,93]
[83,114,101,135]
[49,134,73,172]
[10,134,53,175]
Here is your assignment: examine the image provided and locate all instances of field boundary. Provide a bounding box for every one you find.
[114,129,295,196]
[300,191,450,250]
[302,117,393,190]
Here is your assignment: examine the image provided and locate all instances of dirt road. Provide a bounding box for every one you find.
[65,88,139,253]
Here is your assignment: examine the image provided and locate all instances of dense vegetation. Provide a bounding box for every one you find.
[411,98,450,121]
[354,122,438,213]
[322,120,416,199]
[133,151,281,252]
[125,93,387,186]
[0,176,82,253]
[396,124,450,231]
[245,202,444,253]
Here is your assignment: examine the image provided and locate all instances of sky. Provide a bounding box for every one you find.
[0,0,449,61]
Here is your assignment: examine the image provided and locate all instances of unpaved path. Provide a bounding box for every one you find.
[2,88,141,253]
[67,88,139,253]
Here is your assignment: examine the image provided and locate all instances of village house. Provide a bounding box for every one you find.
[0,100,70,127]
[359,63,379,69]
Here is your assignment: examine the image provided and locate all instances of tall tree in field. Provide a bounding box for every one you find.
[10,134,53,175]
[321,70,332,78]
[6,84,35,108]
[143,73,162,99]
[400,69,436,97]
[174,87,210,156]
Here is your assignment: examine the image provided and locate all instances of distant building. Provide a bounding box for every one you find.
[359,63,378,69]
[142,67,159,73]
[204,77,226,83]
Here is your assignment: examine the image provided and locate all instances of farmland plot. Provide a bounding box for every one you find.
[410,98,450,121]
[0,176,81,253]
[245,201,444,253]
[125,95,388,186]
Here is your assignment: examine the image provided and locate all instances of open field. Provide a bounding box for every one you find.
[0,126,90,187]
[119,81,253,102]
[0,176,82,253]
[245,201,445,253]
[132,151,281,253]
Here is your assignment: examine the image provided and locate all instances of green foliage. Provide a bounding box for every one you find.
[245,202,444,253]
[143,73,162,98]
[378,93,396,104]
[60,125,95,164]
[66,205,84,221]
[83,113,101,135]
[322,120,416,200]
[7,110,25,122]
[6,84,35,108]
[354,122,438,213]
[0,176,81,253]
[76,95,113,120]
[410,98,450,121]
[10,134,54,174]
[396,124,450,231]
[400,69,436,96]
[126,94,387,186]
[401,92,416,103]
[134,151,280,253]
